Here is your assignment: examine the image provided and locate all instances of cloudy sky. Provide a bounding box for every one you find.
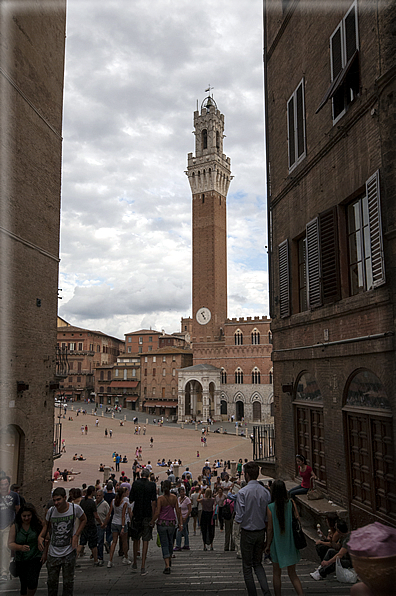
[59,0,268,339]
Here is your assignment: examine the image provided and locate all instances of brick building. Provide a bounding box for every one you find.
[57,323,124,401]
[264,0,395,528]
[141,347,193,418]
[178,96,274,423]
[0,2,66,504]
[94,355,140,410]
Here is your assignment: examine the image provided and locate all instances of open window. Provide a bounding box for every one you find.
[316,1,359,122]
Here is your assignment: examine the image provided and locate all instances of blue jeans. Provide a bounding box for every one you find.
[240,528,271,596]
[97,526,105,560]
[288,485,308,498]
[176,516,189,548]
[157,524,175,559]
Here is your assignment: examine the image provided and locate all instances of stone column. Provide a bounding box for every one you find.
[177,387,185,423]
[202,389,210,421]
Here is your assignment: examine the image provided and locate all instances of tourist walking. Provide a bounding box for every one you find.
[103,487,130,568]
[0,475,20,581]
[235,461,272,596]
[38,487,86,596]
[8,503,44,596]
[190,486,200,536]
[215,487,226,531]
[150,480,182,575]
[77,486,101,565]
[94,489,109,565]
[198,488,215,551]
[174,486,192,551]
[222,494,235,551]
[265,479,303,596]
[129,468,157,576]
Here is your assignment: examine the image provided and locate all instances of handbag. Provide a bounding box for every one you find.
[9,558,18,577]
[291,503,307,550]
[335,557,357,583]
[307,478,325,501]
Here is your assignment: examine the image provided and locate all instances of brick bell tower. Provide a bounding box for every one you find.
[186,94,232,344]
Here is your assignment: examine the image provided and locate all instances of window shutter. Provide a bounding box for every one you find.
[296,82,305,159]
[345,4,358,62]
[330,25,343,80]
[278,240,290,318]
[287,96,295,168]
[306,218,322,308]
[319,207,340,303]
[366,170,385,287]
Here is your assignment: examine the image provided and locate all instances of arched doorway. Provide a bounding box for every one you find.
[293,371,326,485]
[220,400,227,415]
[343,369,395,527]
[236,401,244,421]
[252,401,261,421]
[209,382,215,419]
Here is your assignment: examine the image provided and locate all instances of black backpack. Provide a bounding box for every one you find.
[222,499,232,520]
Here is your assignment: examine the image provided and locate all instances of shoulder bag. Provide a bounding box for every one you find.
[291,502,307,550]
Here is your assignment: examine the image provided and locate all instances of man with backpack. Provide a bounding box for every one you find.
[38,487,86,596]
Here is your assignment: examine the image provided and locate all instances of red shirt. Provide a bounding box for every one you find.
[299,465,312,488]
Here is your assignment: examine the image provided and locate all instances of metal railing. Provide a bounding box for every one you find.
[253,424,275,461]
[55,346,69,378]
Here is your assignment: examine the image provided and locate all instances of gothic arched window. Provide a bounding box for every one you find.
[202,129,208,150]
[235,367,243,384]
[235,329,243,345]
[221,368,227,384]
[252,368,261,384]
[251,329,260,345]
[216,130,220,149]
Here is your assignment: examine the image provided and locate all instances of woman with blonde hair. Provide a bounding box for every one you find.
[198,488,215,551]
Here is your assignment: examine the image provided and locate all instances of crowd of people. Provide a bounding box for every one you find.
[0,453,368,596]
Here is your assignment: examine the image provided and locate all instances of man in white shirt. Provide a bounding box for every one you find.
[235,462,272,596]
[39,487,86,596]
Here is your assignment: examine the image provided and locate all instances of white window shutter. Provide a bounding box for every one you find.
[366,170,385,287]
[278,240,290,318]
[306,217,322,309]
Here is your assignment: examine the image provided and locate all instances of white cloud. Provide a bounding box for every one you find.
[59,0,268,338]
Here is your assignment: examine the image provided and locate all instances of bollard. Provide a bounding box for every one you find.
[220,427,223,434]
[181,422,184,429]
[103,466,112,484]
[124,415,127,421]
[173,464,180,479]
[230,460,237,476]
[101,411,104,417]
[195,423,198,431]
[236,426,238,436]
[92,409,94,415]
[146,418,148,425]
[112,412,115,419]
[71,405,74,411]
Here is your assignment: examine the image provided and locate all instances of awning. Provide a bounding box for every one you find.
[155,401,178,408]
[109,381,138,388]
[125,396,139,402]
[316,50,358,114]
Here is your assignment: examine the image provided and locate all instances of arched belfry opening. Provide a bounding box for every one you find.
[202,129,208,150]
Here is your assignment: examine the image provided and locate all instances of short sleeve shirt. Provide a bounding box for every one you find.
[80,498,97,527]
[47,503,84,557]
[129,479,157,520]
[178,496,191,518]
[0,491,20,530]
